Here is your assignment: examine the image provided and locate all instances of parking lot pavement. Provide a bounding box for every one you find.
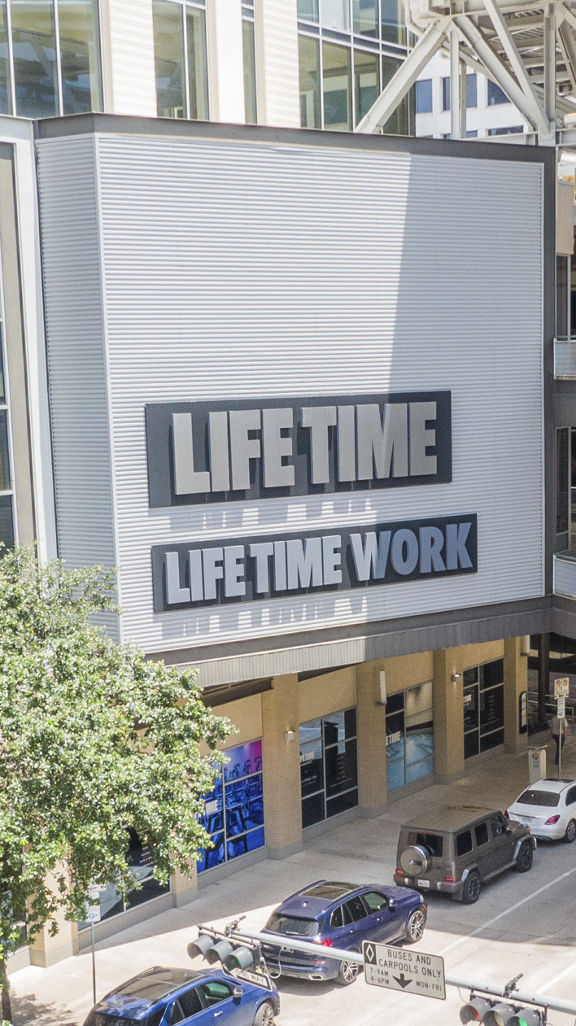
[9,731,576,1025]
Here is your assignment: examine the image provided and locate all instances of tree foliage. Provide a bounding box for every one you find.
[0,547,232,1017]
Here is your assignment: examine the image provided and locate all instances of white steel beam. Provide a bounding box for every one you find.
[355,16,450,133]
[450,29,466,139]
[483,0,550,118]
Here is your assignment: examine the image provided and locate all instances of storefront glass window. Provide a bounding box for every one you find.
[78,829,169,929]
[464,659,505,759]
[58,0,102,115]
[198,740,264,872]
[300,708,358,827]
[0,409,11,492]
[386,683,434,792]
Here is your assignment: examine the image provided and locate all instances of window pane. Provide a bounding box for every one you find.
[405,757,433,784]
[353,0,377,37]
[480,685,504,735]
[153,0,185,118]
[325,739,357,797]
[300,738,324,796]
[480,728,504,752]
[464,731,479,759]
[0,495,14,548]
[381,0,402,43]
[387,757,404,791]
[467,74,477,107]
[224,740,262,781]
[298,0,319,19]
[415,79,432,114]
[381,56,410,134]
[225,776,264,835]
[299,34,320,128]
[405,681,432,718]
[321,0,349,32]
[242,19,257,124]
[186,8,208,120]
[58,0,102,114]
[226,825,265,860]
[354,48,378,125]
[557,427,569,545]
[487,80,508,105]
[0,409,10,490]
[442,77,450,111]
[0,0,11,114]
[481,659,503,689]
[323,42,351,130]
[12,0,58,118]
[326,788,357,817]
[0,336,5,403]
[302,792,324,827]
[463,685,478,731]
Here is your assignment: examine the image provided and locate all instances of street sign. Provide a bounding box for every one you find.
[86,906,101,923]
[554,678,570,698]
[557,697,566,718]
[362,941,445,1000]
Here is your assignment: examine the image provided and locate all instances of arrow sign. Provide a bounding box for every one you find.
[362,940,446,1000]
[393,973,413,989]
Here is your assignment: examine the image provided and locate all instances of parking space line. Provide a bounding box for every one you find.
[439,867,576,955]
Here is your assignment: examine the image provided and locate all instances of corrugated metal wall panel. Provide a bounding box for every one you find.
[37,131,545,655]
[37,136,119,641]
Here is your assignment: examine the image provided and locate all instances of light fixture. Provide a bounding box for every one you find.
[376,670,387,706]
[450,673,461,683]
[284,729,296,742]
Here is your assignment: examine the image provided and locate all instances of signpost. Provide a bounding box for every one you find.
[86,885,105,1005]
[362,940,446,1000]
[554,678,569,698]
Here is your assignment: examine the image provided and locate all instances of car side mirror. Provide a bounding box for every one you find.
[388,898,396,912]
[232,986,243,1001]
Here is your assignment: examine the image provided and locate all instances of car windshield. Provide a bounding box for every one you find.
[265,913,319,937]
[516,790,560,807]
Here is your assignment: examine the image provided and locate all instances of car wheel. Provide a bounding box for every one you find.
[336,958,361,986]
[515,840,534,871]
[564,819,576,844]
[405,908,427,943]
[461,871,481,904]
[253,1000,276,1026]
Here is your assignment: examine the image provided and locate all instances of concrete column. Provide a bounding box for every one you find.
[171,864,198,907]
[356,662,388,816]
[254,0,300,127]
[28,872,78,967]
[503,636,529,754]
[100,0,157,116]
[433,649,465,781]
[262,674,302,858]
[206,0,246,123]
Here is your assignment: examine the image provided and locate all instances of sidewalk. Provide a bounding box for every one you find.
[9,730,574,1025]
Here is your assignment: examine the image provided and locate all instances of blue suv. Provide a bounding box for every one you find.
[82,966,280,1026]
[261,879,427,985]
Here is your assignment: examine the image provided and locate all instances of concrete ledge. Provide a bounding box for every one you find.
[267,839,303,860]
[197,846,267,888]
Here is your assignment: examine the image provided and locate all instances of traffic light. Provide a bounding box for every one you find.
[460,996,544,1026]
[204,938,234,964]
[187,933,215,960]
[223,946,261,972]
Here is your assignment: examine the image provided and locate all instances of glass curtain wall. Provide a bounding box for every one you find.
[197,740,265,872]
[386,682,434,791]
[555,426,576,554]
[0,0,101,118]
[152,0,209,120]
[300,708,358,827]
[463,659,505,758]
[0,283,15,548]
[297,0,411,132]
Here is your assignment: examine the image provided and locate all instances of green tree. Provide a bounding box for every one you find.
[0,546,232,1022]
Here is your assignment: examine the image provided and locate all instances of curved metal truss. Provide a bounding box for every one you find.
[356,0,576,144]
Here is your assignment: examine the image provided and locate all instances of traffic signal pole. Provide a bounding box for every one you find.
[224,928,576,1017]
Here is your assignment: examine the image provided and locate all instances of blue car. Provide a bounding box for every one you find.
[82,966,280,1026]
[261,879,427,985]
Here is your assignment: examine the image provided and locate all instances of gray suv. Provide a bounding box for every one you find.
[394,805,536,904]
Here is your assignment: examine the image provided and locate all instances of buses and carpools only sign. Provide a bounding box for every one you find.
[147,391,478,612]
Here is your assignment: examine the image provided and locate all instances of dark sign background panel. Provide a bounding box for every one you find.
[152,514,477,613]
[145,391,452,508]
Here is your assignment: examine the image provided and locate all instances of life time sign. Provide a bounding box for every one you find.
[145,392,452,506]
[145,392,477,612]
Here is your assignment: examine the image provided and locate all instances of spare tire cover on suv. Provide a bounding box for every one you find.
[399,845,430,875]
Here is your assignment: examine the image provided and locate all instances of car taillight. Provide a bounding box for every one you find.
[314,937,333,947]
[545,815,560,824]
[395,868,405,877]
[504,809,510,820]
[444,875,456,883]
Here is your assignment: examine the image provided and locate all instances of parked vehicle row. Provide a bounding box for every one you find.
[82,777,575,1025]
